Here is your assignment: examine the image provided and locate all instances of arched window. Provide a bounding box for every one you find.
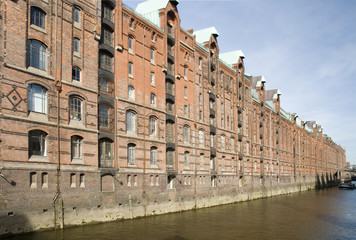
[126,110,136,133]
[128,85,135,100]
[149,116,157,136]
[71,135,83,160]
[73,7,81,23]
[70,96,82,121]
[184,151,189,168]
[127,143,136,164]
[28,84,47,114]
[99,138,112,167]
[72,66,81,82]
[150,146,157,165]
[27,40,47,70]
[198,130,204,146]
[30,7,45,28]
[183,125,189,143]
[29,130,47,157]
[99,104,109,127]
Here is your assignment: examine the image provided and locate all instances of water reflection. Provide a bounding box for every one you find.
[6,183,356,240]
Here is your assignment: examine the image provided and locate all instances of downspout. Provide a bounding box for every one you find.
[142,27,147,215]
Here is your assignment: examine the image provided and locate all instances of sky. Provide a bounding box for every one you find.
[124,0,356,165]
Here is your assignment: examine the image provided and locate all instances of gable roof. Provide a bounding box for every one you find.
[193,27,219,44]
[219,50,245,65]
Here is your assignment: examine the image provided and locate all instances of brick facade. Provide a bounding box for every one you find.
[0,0,346,236]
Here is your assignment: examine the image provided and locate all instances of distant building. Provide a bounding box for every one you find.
[0,0,346,235]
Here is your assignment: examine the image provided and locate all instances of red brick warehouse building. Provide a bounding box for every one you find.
[0,0,346,235]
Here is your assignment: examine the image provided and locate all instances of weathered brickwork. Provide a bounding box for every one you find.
[0,0,346,236]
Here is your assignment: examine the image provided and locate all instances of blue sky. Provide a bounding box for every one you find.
[124,0,356,165]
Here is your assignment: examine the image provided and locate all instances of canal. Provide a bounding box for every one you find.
[6,183,356,240]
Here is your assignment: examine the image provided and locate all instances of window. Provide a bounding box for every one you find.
[166,101,174,114]
[128,85,135,100]
[199,93,202,105]
[200,154,204,169]
[102,3,112,22]
[166,81,174,95]
[27,40,47,70]
[199,75,202,86]
[150,93,156,106]
[42,172,48,188]
[184,105,188,117]
[150,146,157,165]
[199,130,204,146]
[167,175,174,189]
[99,104,109,127]
[150,48,155,64]
[80,174,85,187]
[152,32,156,42]
[73,38,80,54]
[30,7,45,29]
[73,7,80,23]
[126,110,136,133]
[151,72,155,86]
[29,130,47,157]
[28,84,47,114]
[231,138,235,152]
[221,135,225,150]
[184,86,187,99]
[99,77,109,93]
[128,36,133,54]
[199,110,203,121]
[184,151,189,168]
[166,149,174,168]
[128,143,135,164]
[70,96,82,121]
[130,18,134,30]
[129,62,133,77]
[210,134,214,147]
[184,66,187,79]
[199,58,202,70]
[103,27,113,46]
[166,121,174,142]
[149,116,157,136]
[71,135,83,160]
[99,138,112,167]
[70,173,76,187]
[72,66,81,82]
[99,51,113,72]
[183,125,189,143]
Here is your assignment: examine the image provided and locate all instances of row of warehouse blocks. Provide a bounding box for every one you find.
[0,0,345,192]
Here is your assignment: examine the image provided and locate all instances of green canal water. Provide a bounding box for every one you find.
[6,183,356,240]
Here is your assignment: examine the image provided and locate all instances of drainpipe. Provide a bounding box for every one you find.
[142,27,147,215]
